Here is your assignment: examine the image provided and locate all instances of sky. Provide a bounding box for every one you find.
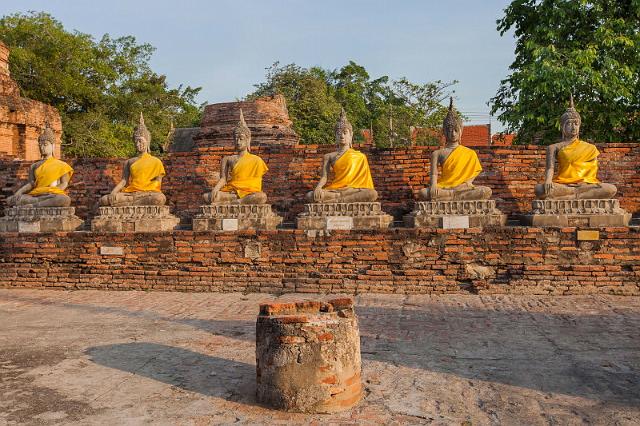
[0,0,516,131]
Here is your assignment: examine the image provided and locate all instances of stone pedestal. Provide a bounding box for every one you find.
[522,199,631,227]
[297,202,393,231]
[192,204,282,231]
[256,298,362,413]
[91,205,180,232]
[0,207,83,232]
[404,200,507,228]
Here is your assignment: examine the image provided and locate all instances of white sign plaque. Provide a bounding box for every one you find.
[442,215,470,229]
[326,216,353,230]
[18,221,40,233]
[100,246,124,256]
[222,218,239,231]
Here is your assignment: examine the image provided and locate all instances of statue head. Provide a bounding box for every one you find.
[442,97,463,144]
[133,112,151,153]
[560,94,581,140]
[37,125,56,157]
[335,108,353,149]
[234,109,251,151]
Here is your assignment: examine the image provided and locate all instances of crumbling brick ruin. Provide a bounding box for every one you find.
[256,298,362,413]
[0,41,62,160]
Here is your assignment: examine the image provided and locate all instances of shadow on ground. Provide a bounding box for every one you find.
[86,343,258,405]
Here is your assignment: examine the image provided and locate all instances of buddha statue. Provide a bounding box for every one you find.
[534,96,616,200]
[419,98,491,201]
[100,113,167,207]
[6,126,73,208]
[306,109,378,203]
[204,110,268,204]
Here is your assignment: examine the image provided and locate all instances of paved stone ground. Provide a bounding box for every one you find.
[0,290,639,425]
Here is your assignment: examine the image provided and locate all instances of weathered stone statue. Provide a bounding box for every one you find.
[523,96,630,227]
[91,113,179,232]
[298,109,392,231]
[203,110,268,204]
[7,127,73,207]
[193,110,282,231]
[100,113,167,207]
[534,96,616,200]
[0,126,83,232]
[306,109,378,203]
[405,98,505,228]
[419,98,491,201]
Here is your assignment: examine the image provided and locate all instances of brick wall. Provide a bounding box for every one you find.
[1,143,638,223]
[0,227,638,295]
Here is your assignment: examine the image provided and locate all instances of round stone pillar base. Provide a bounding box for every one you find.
[255,298,362,413]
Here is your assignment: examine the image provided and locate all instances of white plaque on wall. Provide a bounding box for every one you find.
[222,218,239,231]
[326,216,353,230]
[17,221,40,233]
[442,215,470,229]
[100,246,124,256]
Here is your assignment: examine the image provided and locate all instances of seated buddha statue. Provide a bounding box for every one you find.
[7,127,74,208]
[534,96,616,200]
[204,110,268,204]
[306,109,378,203]
[100,113,167,207]
[418,98,491,201]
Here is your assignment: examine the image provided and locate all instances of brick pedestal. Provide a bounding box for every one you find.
[522,199,631,227]
[404,200,507,228]
[0,206,83,232]
[255,298,362,413]
[192,204,282,231]
[91,205,180,232]
[297,202,392,231]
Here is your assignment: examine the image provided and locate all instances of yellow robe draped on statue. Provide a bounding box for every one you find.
[437,145,482,188]
[28,157,74,196]
[324,148,375,190]
[221,153,268,198]
[123,152,165,193]
[554,139,600,184]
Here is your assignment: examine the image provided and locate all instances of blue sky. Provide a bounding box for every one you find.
[0,0,516,131]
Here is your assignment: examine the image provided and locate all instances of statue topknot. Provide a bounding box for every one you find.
[234,109,252,140]
[133,112,152,143]
[443,97,463,131]
[560,94,581,126]
[335,108,353,136]
[38,125,56,146]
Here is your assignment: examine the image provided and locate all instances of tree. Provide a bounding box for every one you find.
[249,61,455,147]
[491,0,640,144]
[0,12,203,157]
[249,63,342,145]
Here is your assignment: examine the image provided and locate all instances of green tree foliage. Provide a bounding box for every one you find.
[249,61,456,146]
[0,12,203,157]
[250,63,342,145]
[491,0,640,144]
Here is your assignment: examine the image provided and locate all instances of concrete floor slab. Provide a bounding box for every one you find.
[1,290,639,424]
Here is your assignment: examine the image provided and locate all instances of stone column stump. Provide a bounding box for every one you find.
[255,298,362,413]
